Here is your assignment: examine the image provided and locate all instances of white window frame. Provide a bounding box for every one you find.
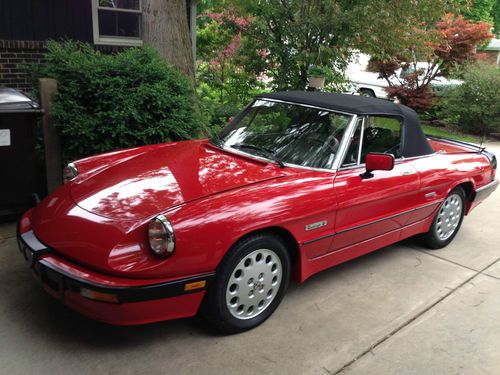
[91,0,143,46]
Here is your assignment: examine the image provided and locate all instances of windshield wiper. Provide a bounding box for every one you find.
[230,143,285,168]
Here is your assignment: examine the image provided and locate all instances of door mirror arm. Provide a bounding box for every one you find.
[360,170,374,179]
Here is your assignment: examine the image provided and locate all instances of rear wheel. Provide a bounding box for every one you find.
[202,234,290,333]
[421,187,466,249]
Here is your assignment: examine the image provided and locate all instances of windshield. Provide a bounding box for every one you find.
[215,99,353,169]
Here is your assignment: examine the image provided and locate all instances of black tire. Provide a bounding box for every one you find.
[420,187,466,249]
[202,233,291,334]
[359,89,375,97]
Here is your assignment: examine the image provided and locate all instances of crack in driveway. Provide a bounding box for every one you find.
[332,255,500,374]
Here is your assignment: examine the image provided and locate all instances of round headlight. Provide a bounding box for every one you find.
[63,162,78,183]
[148,215,175,258]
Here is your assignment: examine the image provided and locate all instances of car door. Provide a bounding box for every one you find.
[329,115,420,253]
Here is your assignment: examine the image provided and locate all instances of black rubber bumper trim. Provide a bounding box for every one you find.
[473,179,499,203]
[17,231,215,304]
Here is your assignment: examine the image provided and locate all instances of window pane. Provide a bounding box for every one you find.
[360,116,401,162]
[98,9,141,37]
[99,0,140,10]
[342,118,363,167]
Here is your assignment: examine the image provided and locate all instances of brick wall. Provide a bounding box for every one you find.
[0,40,46,95]
[0,40,128,95]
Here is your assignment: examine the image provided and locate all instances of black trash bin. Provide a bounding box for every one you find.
[0,88,43,222]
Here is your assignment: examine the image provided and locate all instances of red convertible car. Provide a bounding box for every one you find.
[18,92,497,333]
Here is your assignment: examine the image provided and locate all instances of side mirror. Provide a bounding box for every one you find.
[360,153,395,179]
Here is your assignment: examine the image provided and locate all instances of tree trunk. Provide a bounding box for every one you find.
[142,0,195,84]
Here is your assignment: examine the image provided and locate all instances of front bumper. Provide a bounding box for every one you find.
[17,227,215,325]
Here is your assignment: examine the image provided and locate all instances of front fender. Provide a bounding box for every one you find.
[165,171,336,279]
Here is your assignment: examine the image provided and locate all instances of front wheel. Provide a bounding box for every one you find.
[202,234,291,333]
[420,187,466,249]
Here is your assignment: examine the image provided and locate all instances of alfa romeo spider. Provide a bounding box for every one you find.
[18,92,498,333]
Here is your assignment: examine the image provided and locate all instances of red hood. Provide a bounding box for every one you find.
[70,140,286,220]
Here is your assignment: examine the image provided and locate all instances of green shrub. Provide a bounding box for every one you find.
[197,81,245,136]
[30,41,200,162]
[439,62,500,135]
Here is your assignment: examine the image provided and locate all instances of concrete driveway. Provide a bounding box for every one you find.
[1,144,499,375]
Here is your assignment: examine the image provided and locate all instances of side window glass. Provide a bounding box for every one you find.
[360,116,402,163]
[341,118,363,167]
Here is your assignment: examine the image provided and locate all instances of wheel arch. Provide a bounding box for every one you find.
[201,225,299,332]
[448,180,475,214]
[223,226,301,280]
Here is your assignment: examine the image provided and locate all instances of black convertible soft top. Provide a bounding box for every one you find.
[257,91,434,158]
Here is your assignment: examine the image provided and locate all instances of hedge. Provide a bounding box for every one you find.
[439,62,500,135]
[31,41,201,162]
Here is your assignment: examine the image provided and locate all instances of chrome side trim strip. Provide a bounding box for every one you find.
[335,209,411,235]
[302,200,442,245]
[303,233,337,245]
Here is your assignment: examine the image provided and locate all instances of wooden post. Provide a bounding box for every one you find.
[39,78,62,193]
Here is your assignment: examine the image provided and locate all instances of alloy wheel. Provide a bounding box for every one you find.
[225,248,282,320]
[435,193,463,241]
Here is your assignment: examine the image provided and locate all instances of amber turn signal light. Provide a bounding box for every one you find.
[80,287,119,303]
[184,280,206,291]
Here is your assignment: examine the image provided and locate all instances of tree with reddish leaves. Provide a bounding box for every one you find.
[434,14,493,74]
[372,14,492,111]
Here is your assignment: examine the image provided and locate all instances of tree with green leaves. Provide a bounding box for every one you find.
[233,0,359,90]
[459,0,496,24]
[198,0,455,93]
[494,1,500,36]
[196,6,268,132]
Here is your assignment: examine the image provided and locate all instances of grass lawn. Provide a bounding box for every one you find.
[374,116,481,144]
[421,124,481,143]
